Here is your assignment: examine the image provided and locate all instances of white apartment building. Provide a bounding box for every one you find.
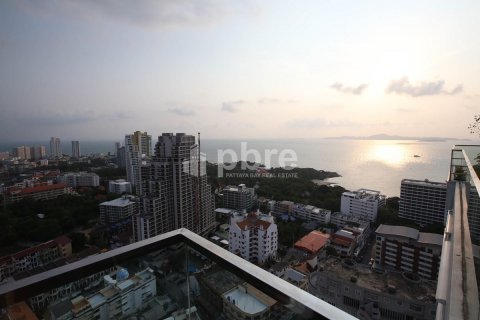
[229,212,278,265]
[48,267,156,320]
[59,172,100,188]
[291,204,331,224]
[375,224,443,280]
[341,188,386,222]
[100,195,137,224]
[222,184,256,212]
[398,179,447,226]
[108,179,132,194]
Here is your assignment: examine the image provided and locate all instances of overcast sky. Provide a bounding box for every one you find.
[1,0,479,141]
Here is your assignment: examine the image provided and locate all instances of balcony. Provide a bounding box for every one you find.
[0,228,355,320]
[435,145,480,320]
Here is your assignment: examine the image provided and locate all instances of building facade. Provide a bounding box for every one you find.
[341,189,385,222]
[291,204,331,224]
[5,183,72,203]
[50,137,62,158]
[229,212,278,265]
[375,224,443,280]
[48,267,156,320]
[0,236,72,281]
[100,195,137,225]
[108,179,132,194]
[133,133,215,241]
[222,184,256,212]
[59,172,100,188]
[398,179,447,226]
[71,141,80,159]
[125,131,152,195]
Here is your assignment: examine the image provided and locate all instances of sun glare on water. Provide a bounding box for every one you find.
[367,142,412,168]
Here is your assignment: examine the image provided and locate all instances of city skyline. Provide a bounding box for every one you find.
[1,1,479,141]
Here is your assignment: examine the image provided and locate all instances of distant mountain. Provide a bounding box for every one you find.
[326,134,470,142]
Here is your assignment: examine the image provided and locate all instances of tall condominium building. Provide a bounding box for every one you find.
[133,133,215,241]
[229,212,278,265]
[125,131,152,194]
[340,188,386,222]
[12,146,31,160]
[31,146,46,160]
[116,146,126,168]
[374,224,443,280]
[49,137,62,158]
[71,141,80,159]
[222,184,256,212]
[114,142,121,154]
[398,179,447,226]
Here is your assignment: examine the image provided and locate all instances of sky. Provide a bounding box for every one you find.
[0,0,479,141]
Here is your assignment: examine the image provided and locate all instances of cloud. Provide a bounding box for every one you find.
[258,97,280,104]
[167,107,195,116]
[286,118,361,128]
[257,97,299,104]
[221,100,244,113]
[330,83,368,95]
[386,77,463,97]
[13,0,255,30]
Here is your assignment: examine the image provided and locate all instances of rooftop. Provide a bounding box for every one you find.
[100,196,136,207]
[294,231,330,254]
[315,257,437,302]
[376,224,419,240]
[223,283,276,315]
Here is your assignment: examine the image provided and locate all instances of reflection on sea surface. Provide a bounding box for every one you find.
[365,141,419,168]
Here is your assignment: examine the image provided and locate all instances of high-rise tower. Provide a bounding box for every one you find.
[133,133,215,241]
[125,131,152,195]
[49,137,62,158]
[71,141,80,159]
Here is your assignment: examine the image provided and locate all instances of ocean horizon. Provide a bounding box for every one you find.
[1,138,479,197]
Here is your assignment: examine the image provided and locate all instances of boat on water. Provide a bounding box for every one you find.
[414,154,421,158]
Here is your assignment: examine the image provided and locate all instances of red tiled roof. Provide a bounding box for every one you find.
[54,235,71,246]
[294,231,330,254]
[236,212,272,230]
[332,236,354,247]
[18,184,67,195]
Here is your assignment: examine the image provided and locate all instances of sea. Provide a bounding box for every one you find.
[1,139,479,197]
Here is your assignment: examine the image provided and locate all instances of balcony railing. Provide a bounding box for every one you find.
[0,228,356,320]
[435,145,480,320]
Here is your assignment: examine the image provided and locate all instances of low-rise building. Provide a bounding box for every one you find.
[48,267,156,320]
[375,224,443,280]
[229,212,278,265]
[294,231,331,256]
[222,283,282,320]
[291,204,331,224]
[331,230,356,257]
[0,236,72,281]
[273,200,293,215]
[99,195,137,225]
[4,183,72,203]
[59,172,100,188]
[309,257,437,320]
[108,179,132,194]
